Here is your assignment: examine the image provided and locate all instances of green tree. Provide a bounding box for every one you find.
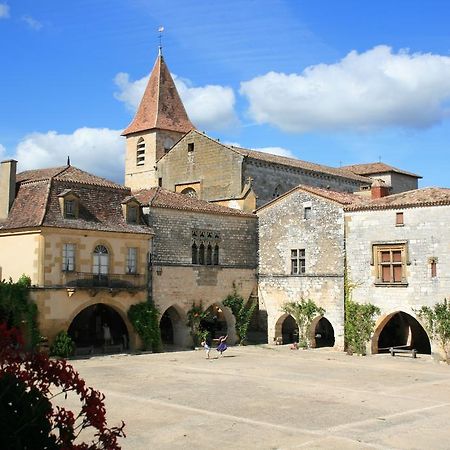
[128,302,162,352]
[282,299,325,349]
[223,292,256,345]
[0,274,40,349]
[416,299,450,363]
[186,302,210,347]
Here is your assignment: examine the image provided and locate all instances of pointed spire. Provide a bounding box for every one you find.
[121,54,195,136]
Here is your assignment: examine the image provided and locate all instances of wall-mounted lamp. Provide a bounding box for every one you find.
[156,266,163,275]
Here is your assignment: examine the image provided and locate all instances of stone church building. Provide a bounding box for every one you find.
[0,49,448,360]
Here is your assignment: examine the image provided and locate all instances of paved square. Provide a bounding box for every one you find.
[67,346,450,449]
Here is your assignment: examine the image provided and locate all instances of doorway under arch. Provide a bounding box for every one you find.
[201,304,229,339]
[373,311,431,354]
[281,315,299,344]
[68,303,128,352]
[160,305,185,347]
[310,317,335,348]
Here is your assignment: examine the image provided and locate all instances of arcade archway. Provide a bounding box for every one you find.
[201,303,230,339]
[274,314,299,344]
[310,317,335,348]
[68,303,129,352]
[372,311,431,354]
[160,305,186,347]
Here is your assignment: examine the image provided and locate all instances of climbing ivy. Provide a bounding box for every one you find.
[416,299,450,363]
[186,302,210,347]
[50,330,75,358]
[128,302,162,352]
[223,292,256,345]
[0,275,40,349]
[282,299,325,349]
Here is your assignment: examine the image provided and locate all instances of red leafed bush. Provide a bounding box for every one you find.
[0,322,125,449]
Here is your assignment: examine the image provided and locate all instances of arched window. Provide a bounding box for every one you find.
[213,244,219,265]
[136,138,145,166]
[199,243,205,265]
[93,245,109,275]
[181,187,197,198]
[206,244,212,265]
[192,243,198,264]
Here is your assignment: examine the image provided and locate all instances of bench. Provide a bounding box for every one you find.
[389,347,417,358]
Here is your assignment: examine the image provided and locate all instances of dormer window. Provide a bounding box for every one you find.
[58,190,80,219]
[136,138,145,166]
[121,196,141,224]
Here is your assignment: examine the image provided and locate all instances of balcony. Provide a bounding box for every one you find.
[62,272,146,293]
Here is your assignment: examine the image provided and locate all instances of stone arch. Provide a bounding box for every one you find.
[181,187,197,198]
[159,304,187,348]
[309,316,335,348]
[67,302,131,352]
[202,302,236,343]
[372,310,431,354]
[274,313,298,344]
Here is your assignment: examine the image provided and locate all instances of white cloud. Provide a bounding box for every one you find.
[254,146,295,158]
[0,143,6,159]
[114,72,238,131]
[21,15,43,30]
[0,3,10,19]
[240,45,450,132]
[15,128,124,183]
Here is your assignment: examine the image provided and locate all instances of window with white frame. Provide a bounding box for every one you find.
[126,247,138,274]
[62,243,75,272]
[291,249,306,274]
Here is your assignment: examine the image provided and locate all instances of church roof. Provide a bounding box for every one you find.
[345,187,450,211]
[134,187,255,218]
[121,54,195,136]
[1,166,152,234]
[227,145,371,184]
[257,184,367,213]
[341,162,421,178]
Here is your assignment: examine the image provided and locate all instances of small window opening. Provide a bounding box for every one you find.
[199,243,205,265]
[396,212,404,226]
[192,243,198,264]
[127,206,138,224]
[206,244,212,265]
[158,177,163,187]
[187,143,194,152]
[213,245,219,265]
[64,200,76,218]
[430,258,437,278]
[291,249,306,274]
[304,207,311,220]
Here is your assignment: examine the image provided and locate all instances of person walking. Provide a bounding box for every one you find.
[200,339,211,359]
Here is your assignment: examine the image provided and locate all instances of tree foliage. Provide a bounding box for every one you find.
[128,302,162,352]
[223,292,256,345]
[416,299,450,362]
[50,330,75,358]
[186,302,210,347]
[0,323,125,448]
[282,299,325,349]
[0,275,40,349]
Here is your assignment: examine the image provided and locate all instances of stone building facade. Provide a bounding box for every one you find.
[257,185,364,349]
[345,188,450,357]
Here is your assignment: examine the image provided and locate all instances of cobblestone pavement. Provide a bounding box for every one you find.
[66,346,450,449]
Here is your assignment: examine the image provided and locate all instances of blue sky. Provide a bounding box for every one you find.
[1,0,449,186]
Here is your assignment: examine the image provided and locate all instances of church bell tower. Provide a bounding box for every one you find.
[122,49,194,190]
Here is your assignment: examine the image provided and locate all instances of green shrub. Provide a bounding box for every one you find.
[416,299,450,363]
[282,299,325,349]
[223,292,256,345]
[50,330,74,358]
[186,302,210,347]
[128,302,162,352]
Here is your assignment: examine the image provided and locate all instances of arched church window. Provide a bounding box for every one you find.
[213,244,219,265]
[206,244,212,265]
[181,187,197,198]
[199,243,205,265]
[192,243,198,264]
[136,138,145,166]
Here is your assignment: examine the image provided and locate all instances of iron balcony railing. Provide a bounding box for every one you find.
[63,272,146,289]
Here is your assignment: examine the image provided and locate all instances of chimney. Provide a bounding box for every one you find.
[0,160,17,220]
[371,179,389,199]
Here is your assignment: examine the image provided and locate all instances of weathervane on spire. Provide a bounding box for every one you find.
[158,26,164,55]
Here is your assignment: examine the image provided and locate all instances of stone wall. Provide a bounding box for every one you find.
[257,189,346,348]
[345,204,450,356]
[243,159,364,208]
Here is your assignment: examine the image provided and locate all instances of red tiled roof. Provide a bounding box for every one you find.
[1,166,152,234]
[341,162,421,178]
[134,187,255,218]
[122,55,195,136]
[228,145,370,183]
[257,184,367,212]
[345,187,450,211]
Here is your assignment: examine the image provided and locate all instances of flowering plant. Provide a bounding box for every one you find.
[0,322,125,449]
